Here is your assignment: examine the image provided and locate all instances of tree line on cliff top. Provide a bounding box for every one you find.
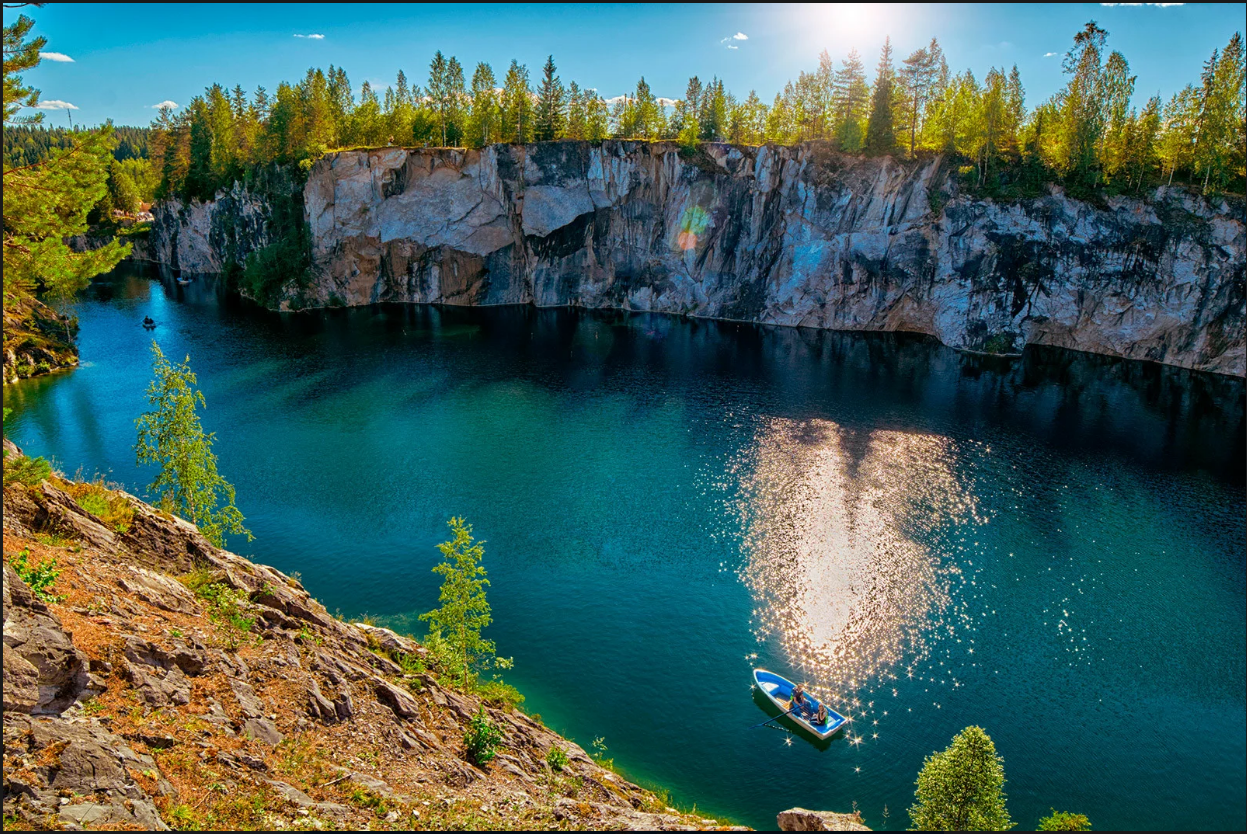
[146,21,1246,203]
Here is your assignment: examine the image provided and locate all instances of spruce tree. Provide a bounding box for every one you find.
[534,55,566,141]
[866,38,897,154]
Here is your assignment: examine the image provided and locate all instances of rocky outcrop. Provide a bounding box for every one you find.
[2,456,745,830]
[777,808,871,831]
[2,295,79,385]
[146,141,1245,376]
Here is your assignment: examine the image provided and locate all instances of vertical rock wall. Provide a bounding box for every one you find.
[146,141,1246,377]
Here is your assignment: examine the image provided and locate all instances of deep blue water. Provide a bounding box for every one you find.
[5,265,1245,830]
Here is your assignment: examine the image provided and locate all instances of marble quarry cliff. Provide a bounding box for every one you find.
[143,141,1246,376]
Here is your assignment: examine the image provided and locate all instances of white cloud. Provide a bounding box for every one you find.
[293,33,325,39]
[727,45,739,50]
[1043,52,1058,58]
[149,100,179,110]
[720,32,748,47]
[39,51,74,62]
[733,32,748,40]
[37,100,78,110]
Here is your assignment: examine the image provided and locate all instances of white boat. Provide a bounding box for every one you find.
[753,668,847,740]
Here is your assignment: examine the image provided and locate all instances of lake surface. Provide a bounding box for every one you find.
[6,264,1245,831]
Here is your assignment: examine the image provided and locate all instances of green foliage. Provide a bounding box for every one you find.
[3,452,51,486]
[239,191,310,307]
[3,13,130,311]
[545,745,569,772]
[463,706,502,765]
[420,517,494,688]
[1038,810,1092,831]
[10,548,65,603]
[475,676,525,709]
[65,478,135,532]
[135,342,251,547]
[910,726,1014,832]
[189,579,256,649]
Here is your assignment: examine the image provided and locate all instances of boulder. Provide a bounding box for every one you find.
[777,807,871,831]
[2,563,88,715]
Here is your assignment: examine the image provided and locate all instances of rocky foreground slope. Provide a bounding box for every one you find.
[144,141,1245,376]
[8,441,858,831]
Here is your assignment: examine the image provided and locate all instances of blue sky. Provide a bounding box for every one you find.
[20,3,1247,128]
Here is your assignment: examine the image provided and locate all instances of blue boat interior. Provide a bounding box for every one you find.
[753,670,847,734]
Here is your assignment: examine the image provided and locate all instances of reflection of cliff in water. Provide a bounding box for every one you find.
[85,264,1247,484]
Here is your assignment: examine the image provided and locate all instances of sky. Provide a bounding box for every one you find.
[16,3,1247,128]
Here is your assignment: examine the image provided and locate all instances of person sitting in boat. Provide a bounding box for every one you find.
[790,684,809,716]
[815,703,828,726]
[142,316,154,327]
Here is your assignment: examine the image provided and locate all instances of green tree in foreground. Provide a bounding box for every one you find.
[420,517,494,688]
[135,342,251,548]
[1038,810,1092,831]
[3,13,127,308]
[910,725,1014,831]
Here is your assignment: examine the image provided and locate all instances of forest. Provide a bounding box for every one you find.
[146,22,1245,204]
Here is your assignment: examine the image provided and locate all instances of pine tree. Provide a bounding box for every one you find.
[3,16,129,305]
[135,342,251,549]
[833,50,869,150]
[866,38,897,154]
[534,55,566,141]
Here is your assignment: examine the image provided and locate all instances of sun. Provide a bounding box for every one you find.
[835,4,873,35]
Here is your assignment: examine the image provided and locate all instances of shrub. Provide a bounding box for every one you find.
[546,745,568,772]
[910,726,1014,831]
[3,453,51,486]
[1038,810,1092,831]
[475,677,525,709]
[65,478,135,532]
[10,548,65,603]
[182,576,256,649]
[463,707,502,765]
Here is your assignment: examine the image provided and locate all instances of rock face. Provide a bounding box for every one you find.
[777,807,872,831]
[145,141,1245,377]
[2,456,746,831]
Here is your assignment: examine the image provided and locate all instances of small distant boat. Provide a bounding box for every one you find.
[142,316,156,329]
[753,668,847,740]
[176,277,192,286]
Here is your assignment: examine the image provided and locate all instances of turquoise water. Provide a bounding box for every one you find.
[5,265,1245,831]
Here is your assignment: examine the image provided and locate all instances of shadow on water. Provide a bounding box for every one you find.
[84,265,1247,485]
[750,688,835,751]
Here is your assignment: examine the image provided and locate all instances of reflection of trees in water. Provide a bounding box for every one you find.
[737,419,979,702]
